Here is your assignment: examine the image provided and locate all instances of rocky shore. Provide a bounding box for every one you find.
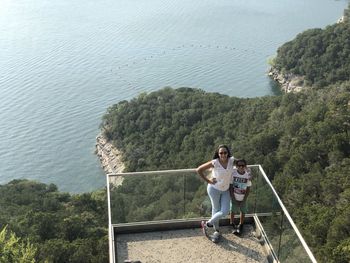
[95,133,125,186]
[268,67,305,93]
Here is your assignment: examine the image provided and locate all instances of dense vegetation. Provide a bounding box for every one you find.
[0,226,36,262]
[273,4,350,87]
[0,180,108,262]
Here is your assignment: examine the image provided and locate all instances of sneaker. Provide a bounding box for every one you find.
[236,224,243,235]
[201,221,209,237]
[211,231,221,243]
[231,224,237,234]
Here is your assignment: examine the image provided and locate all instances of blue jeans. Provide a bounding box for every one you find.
[207,184,230,231]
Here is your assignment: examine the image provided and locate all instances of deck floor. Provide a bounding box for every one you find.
[116,225,269,263]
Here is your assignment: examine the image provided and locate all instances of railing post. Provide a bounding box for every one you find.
[253,167,259,214]
[277,210,285,260]
[106,174,116,263]
[183,173,186,218]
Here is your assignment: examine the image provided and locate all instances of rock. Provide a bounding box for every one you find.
[95,133,125,186]
[268,67,305,93]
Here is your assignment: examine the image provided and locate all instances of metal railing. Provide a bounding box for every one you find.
[106,165,317,263]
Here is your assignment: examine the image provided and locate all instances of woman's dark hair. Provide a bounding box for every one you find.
[213,144,232,159]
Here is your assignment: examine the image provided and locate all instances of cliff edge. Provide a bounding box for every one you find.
[96,133,125,185]
[268,67,306,93]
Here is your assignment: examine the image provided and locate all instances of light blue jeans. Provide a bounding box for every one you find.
[207,184,230,231]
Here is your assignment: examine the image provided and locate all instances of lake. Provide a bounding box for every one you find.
[0,0,347,192]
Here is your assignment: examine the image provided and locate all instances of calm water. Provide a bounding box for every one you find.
[0,0,347,192]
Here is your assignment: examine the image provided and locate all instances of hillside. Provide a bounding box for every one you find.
[102,82,349,261]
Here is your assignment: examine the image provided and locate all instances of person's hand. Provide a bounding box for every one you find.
[208,178,217,184]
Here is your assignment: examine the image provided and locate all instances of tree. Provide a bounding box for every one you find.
[0,226,36,263]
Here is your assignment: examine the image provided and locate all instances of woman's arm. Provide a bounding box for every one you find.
[196,161,216,184]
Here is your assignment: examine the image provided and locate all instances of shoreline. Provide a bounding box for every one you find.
[95,133,125,186]
[268,67,306,93]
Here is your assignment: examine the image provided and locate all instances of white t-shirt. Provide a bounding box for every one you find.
[231,168,252,201]
[211,156,234,191]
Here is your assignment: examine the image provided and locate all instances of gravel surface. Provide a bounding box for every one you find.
[116,225,269,263]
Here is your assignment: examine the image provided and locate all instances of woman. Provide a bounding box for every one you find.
[196,145,235,242]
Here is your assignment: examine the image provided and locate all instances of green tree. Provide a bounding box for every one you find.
[0,226,36,263]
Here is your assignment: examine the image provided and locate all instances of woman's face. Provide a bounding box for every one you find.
[218,147,228,161]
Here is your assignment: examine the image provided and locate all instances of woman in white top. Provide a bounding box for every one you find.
[197,145,235,241]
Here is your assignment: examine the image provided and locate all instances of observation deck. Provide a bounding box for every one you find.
[106,165,317,263]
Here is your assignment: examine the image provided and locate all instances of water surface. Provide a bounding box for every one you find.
[0,0,347,192]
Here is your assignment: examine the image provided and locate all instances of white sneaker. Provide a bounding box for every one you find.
[211,231,221,243]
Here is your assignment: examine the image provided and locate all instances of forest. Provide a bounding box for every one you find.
[0,180,108,262]
[1,3,350,263]
[272,4,350,88]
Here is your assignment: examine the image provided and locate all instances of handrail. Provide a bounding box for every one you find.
[108,168,195,177]
[107,165,262,177]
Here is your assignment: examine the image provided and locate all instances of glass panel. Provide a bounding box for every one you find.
[109,170,207,224]
[245,165,259,214]
[278,214,313,263]
[253,165,284,258]
[252,166,279,214]
[183,171,210,218]
[259,211,283,259]
[252,166,315,262]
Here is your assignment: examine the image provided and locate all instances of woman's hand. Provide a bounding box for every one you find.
[208,178,217,184]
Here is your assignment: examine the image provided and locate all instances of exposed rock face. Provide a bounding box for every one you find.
[96,133,125,186]
[268,67,305,93]
[337,15,345,24]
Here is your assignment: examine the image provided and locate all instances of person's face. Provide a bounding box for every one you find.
[218,147,228,161]
[237,162,246,172]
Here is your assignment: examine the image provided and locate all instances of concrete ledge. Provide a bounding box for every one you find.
[113,216,256,234]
